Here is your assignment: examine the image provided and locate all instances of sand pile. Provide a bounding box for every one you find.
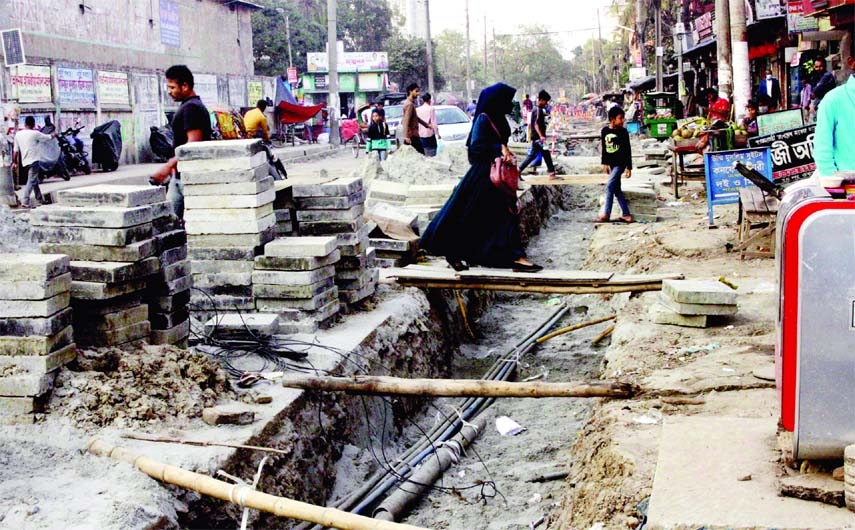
[354,144,470,185]
[52,344,233,429]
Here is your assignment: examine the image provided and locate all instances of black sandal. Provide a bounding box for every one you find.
[446,257,469,272]
[512,261,543,273]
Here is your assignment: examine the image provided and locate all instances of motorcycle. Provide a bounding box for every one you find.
[58,125,91,175]
[35,135,70,183]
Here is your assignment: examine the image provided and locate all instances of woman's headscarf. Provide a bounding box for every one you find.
[467,82,516,146]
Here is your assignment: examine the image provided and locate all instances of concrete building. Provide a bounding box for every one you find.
[387,0,427,39]
[0,0,268,164]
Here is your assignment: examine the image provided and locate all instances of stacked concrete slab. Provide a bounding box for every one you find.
[650,279,738,328]
[293,177,378,305]
[369,237,413,268]
[32,186,172,347]
[0,254,76,422]
[177,139,276,313]
[253,236,342,333]
[272,181,295,237]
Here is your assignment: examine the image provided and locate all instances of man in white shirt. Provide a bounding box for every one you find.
[11,116,53,208]
[755,69,782,112]
[416,92,440,157]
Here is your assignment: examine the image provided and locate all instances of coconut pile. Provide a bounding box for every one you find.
[51,344,234,429]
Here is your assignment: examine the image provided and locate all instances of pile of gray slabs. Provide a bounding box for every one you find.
[650,279,738,328]
[293,177,378,306]
[32,185,172,347]
[253,236,341,334]
[177,139,276,312]
[0,253,76,423]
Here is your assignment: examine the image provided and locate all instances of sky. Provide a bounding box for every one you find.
[427,0,623,59]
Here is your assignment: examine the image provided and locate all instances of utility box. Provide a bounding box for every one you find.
[776,183,855,459]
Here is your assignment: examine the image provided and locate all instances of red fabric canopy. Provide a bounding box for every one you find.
[277,101,324,124]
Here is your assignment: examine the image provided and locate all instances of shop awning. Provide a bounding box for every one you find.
[682,38,716,56]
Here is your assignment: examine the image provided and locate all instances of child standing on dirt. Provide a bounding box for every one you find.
[597,106,633,223]
[367,108,390,161]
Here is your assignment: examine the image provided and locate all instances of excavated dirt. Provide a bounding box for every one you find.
[51,344,234,429]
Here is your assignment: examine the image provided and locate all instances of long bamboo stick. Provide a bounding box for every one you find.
[280,374,636,399]
[86,438,430,530]
[535,315,617,344]
[591,324,616,345]
[393,282,663,294]
[121,432,292,456]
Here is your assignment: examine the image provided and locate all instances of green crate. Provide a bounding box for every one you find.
[647,118,677,140]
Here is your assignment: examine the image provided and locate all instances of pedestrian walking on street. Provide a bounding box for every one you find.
[11,116,53,208]
[401,82,431,155]
[518,90,560,180]
[812,58,837,109]
[596,106,633,224]
[151,65,212,219]
[417,92,440,157]
[755,69,782,112]
[420,82,543,273]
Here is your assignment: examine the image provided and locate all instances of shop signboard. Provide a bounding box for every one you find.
[314,74,327,90]
[228,77,246,108]
[693,11,714,43]
[756,109,803,136]
[11,65,51,103]
[757,0,786,18]
[57,67,95,107]
[287,67,298,84]
[704,147,773,224]
[306,52,389,73]
[787,0,820,31]
[748,124,816,183]
[98,71,130,106]
[248,81,263,105]
[160,0,181,47]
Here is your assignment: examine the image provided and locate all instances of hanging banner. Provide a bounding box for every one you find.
[11,65,52,103]
[135,74,160,111]
[57,67,95,106]
[228,77,247,108]
[787,0,820,32]
[306,52,389,73]
[287,67,298,84]
[247,81,263,105]
[193,73,219,106]
[98,71,130,106]
[160,0,181,47]
[756,0,786,18]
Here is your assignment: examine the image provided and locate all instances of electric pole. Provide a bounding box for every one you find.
[465,0,471,101]
[483,16,487,82]
[327,0,339,145]
[425,0,434,93]
[654,1,662,91]
[730,0,749,120]
[286,15,293,69]
[715,0,733,101]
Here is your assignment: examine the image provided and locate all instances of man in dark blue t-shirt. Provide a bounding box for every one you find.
[151,64,212,218]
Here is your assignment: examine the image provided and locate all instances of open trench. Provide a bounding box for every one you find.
[171,180,614,530]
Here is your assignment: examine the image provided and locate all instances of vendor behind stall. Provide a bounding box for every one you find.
[706,88,731,123]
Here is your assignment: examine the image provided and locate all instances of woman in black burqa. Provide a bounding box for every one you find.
[420,82,543,273]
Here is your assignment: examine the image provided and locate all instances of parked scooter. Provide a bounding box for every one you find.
[91,120,122,172]
[35,135,70,183]
[58,125,91,175]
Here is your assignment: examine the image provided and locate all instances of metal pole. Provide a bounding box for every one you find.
[425,0,434,93]
[675,23,686,101]
[327,0,339,145]
[597,8,603,91]
[465,0,471,101]
[655,0,662,92]
[286,14,293,69]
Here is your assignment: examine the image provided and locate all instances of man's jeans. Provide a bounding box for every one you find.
[22,164,43,206]
[421,135,437,157]
[167,175,185,219]
[518,140,554,173]
[603,165,630,217]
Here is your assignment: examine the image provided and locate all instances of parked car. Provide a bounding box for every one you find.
[385,104,472,146]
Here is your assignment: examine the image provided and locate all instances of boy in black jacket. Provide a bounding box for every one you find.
[596,106,633,223]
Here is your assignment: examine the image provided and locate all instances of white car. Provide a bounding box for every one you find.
[384,104,472,146]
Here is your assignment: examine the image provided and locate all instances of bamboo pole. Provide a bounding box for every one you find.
[535,315,617,344]
[86,438,430,530]
[280,374,636,399]
[591,324,616,345]
[392,282,664,294]
[121,432,292,456]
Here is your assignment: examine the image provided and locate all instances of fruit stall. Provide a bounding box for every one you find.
[644,91,679,140]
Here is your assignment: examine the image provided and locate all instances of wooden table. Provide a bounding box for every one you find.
[668,143,705,199]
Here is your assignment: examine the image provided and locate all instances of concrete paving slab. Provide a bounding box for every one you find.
[263,236,338,258]
[149,319,190,345]
[0,372,56,397]
[204,313,280,336]
[182,175,274,196]
[180,164,268,185]
[252,265,335,286]
[256,287,339,312]
[69,257,160,284]
[254,249,341,272]
[40,239,157,263]
[189,293,254,311]
[295,204,365,222]
[0,326,74,357]
[158,246,188,267]
[186,226,274,248]
[663,279,738,305]
[0,273,72,301]
[75,321,151,348]
[30,205,153,228]
[295,190,366,210]
[175,139,264,160]
[33,223,153,247]
[184,204,274,223]
[0,292,70,318]
[176,151,266,173]
[647,416,855,529]
[71,278,147,300]
[0,343,77,375]
[251,276,335,300]
[659,293,738,316]
[184,188,276,209]
[649,302,708,328]
[192,272,252,288]
[190,260,254,274]
[74,304,149,332]
[144,290,190,313]
[0,254,69,282]
[292,176,363,198]
[55,185,165,207]
[184,213,275,235]
[0,308,73,337]
[299,217,366,235]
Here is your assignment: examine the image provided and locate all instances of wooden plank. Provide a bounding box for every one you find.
[525,174,608,186]
[391,280,665,294]
[457,268,613,283]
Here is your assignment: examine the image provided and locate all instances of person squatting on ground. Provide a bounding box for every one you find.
[417,92,440,157]
[419,82,543,273]
[596,106,633,224]
[150,64,212,219]
[518,90,560,180]
[244,99,270,142]
[401,83,432,155]
[11,116,54,208]
[367,108,390,161]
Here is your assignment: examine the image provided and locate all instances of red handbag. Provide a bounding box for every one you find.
[483,114,519,198]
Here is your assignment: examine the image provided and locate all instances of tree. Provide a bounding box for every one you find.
[252,2,325,76]
[385,34,444,91]
[337,0,395,52]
